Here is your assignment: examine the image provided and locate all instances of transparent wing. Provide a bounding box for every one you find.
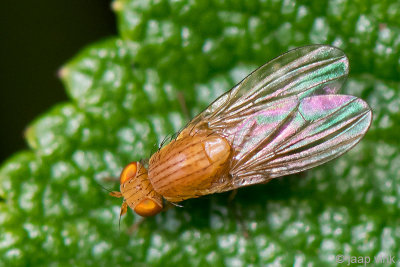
[225,95,371,189]
[188,45,349,130]
[182,45,371,191]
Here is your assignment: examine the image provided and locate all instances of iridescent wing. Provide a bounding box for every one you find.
[185,45,372,191]
[225,94,371,189]
[189,45,349,128]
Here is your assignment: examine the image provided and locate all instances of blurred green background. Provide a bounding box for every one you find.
[0,0,116,162]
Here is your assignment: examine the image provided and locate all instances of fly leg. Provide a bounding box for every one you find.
[228,189,238,202]
[177,91,190,121]
[228,190,250,239]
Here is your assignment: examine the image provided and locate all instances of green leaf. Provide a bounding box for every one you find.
[1,0,400,265]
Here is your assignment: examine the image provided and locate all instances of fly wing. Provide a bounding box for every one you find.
[181,45,371,191]
[188,45,349,130]
[224,95,372,189]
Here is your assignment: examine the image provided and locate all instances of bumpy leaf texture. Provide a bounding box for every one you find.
[1,0,400,266]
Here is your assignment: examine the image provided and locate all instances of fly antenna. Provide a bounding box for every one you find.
[95,181,113,193]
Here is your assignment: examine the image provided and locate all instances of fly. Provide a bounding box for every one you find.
[110,45,372,217]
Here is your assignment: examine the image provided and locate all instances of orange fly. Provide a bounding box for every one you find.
[110,45,372,217]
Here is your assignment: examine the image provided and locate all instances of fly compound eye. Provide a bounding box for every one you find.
[117,162,163,217]
[119,162,138,185]
[134,197,163,217]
